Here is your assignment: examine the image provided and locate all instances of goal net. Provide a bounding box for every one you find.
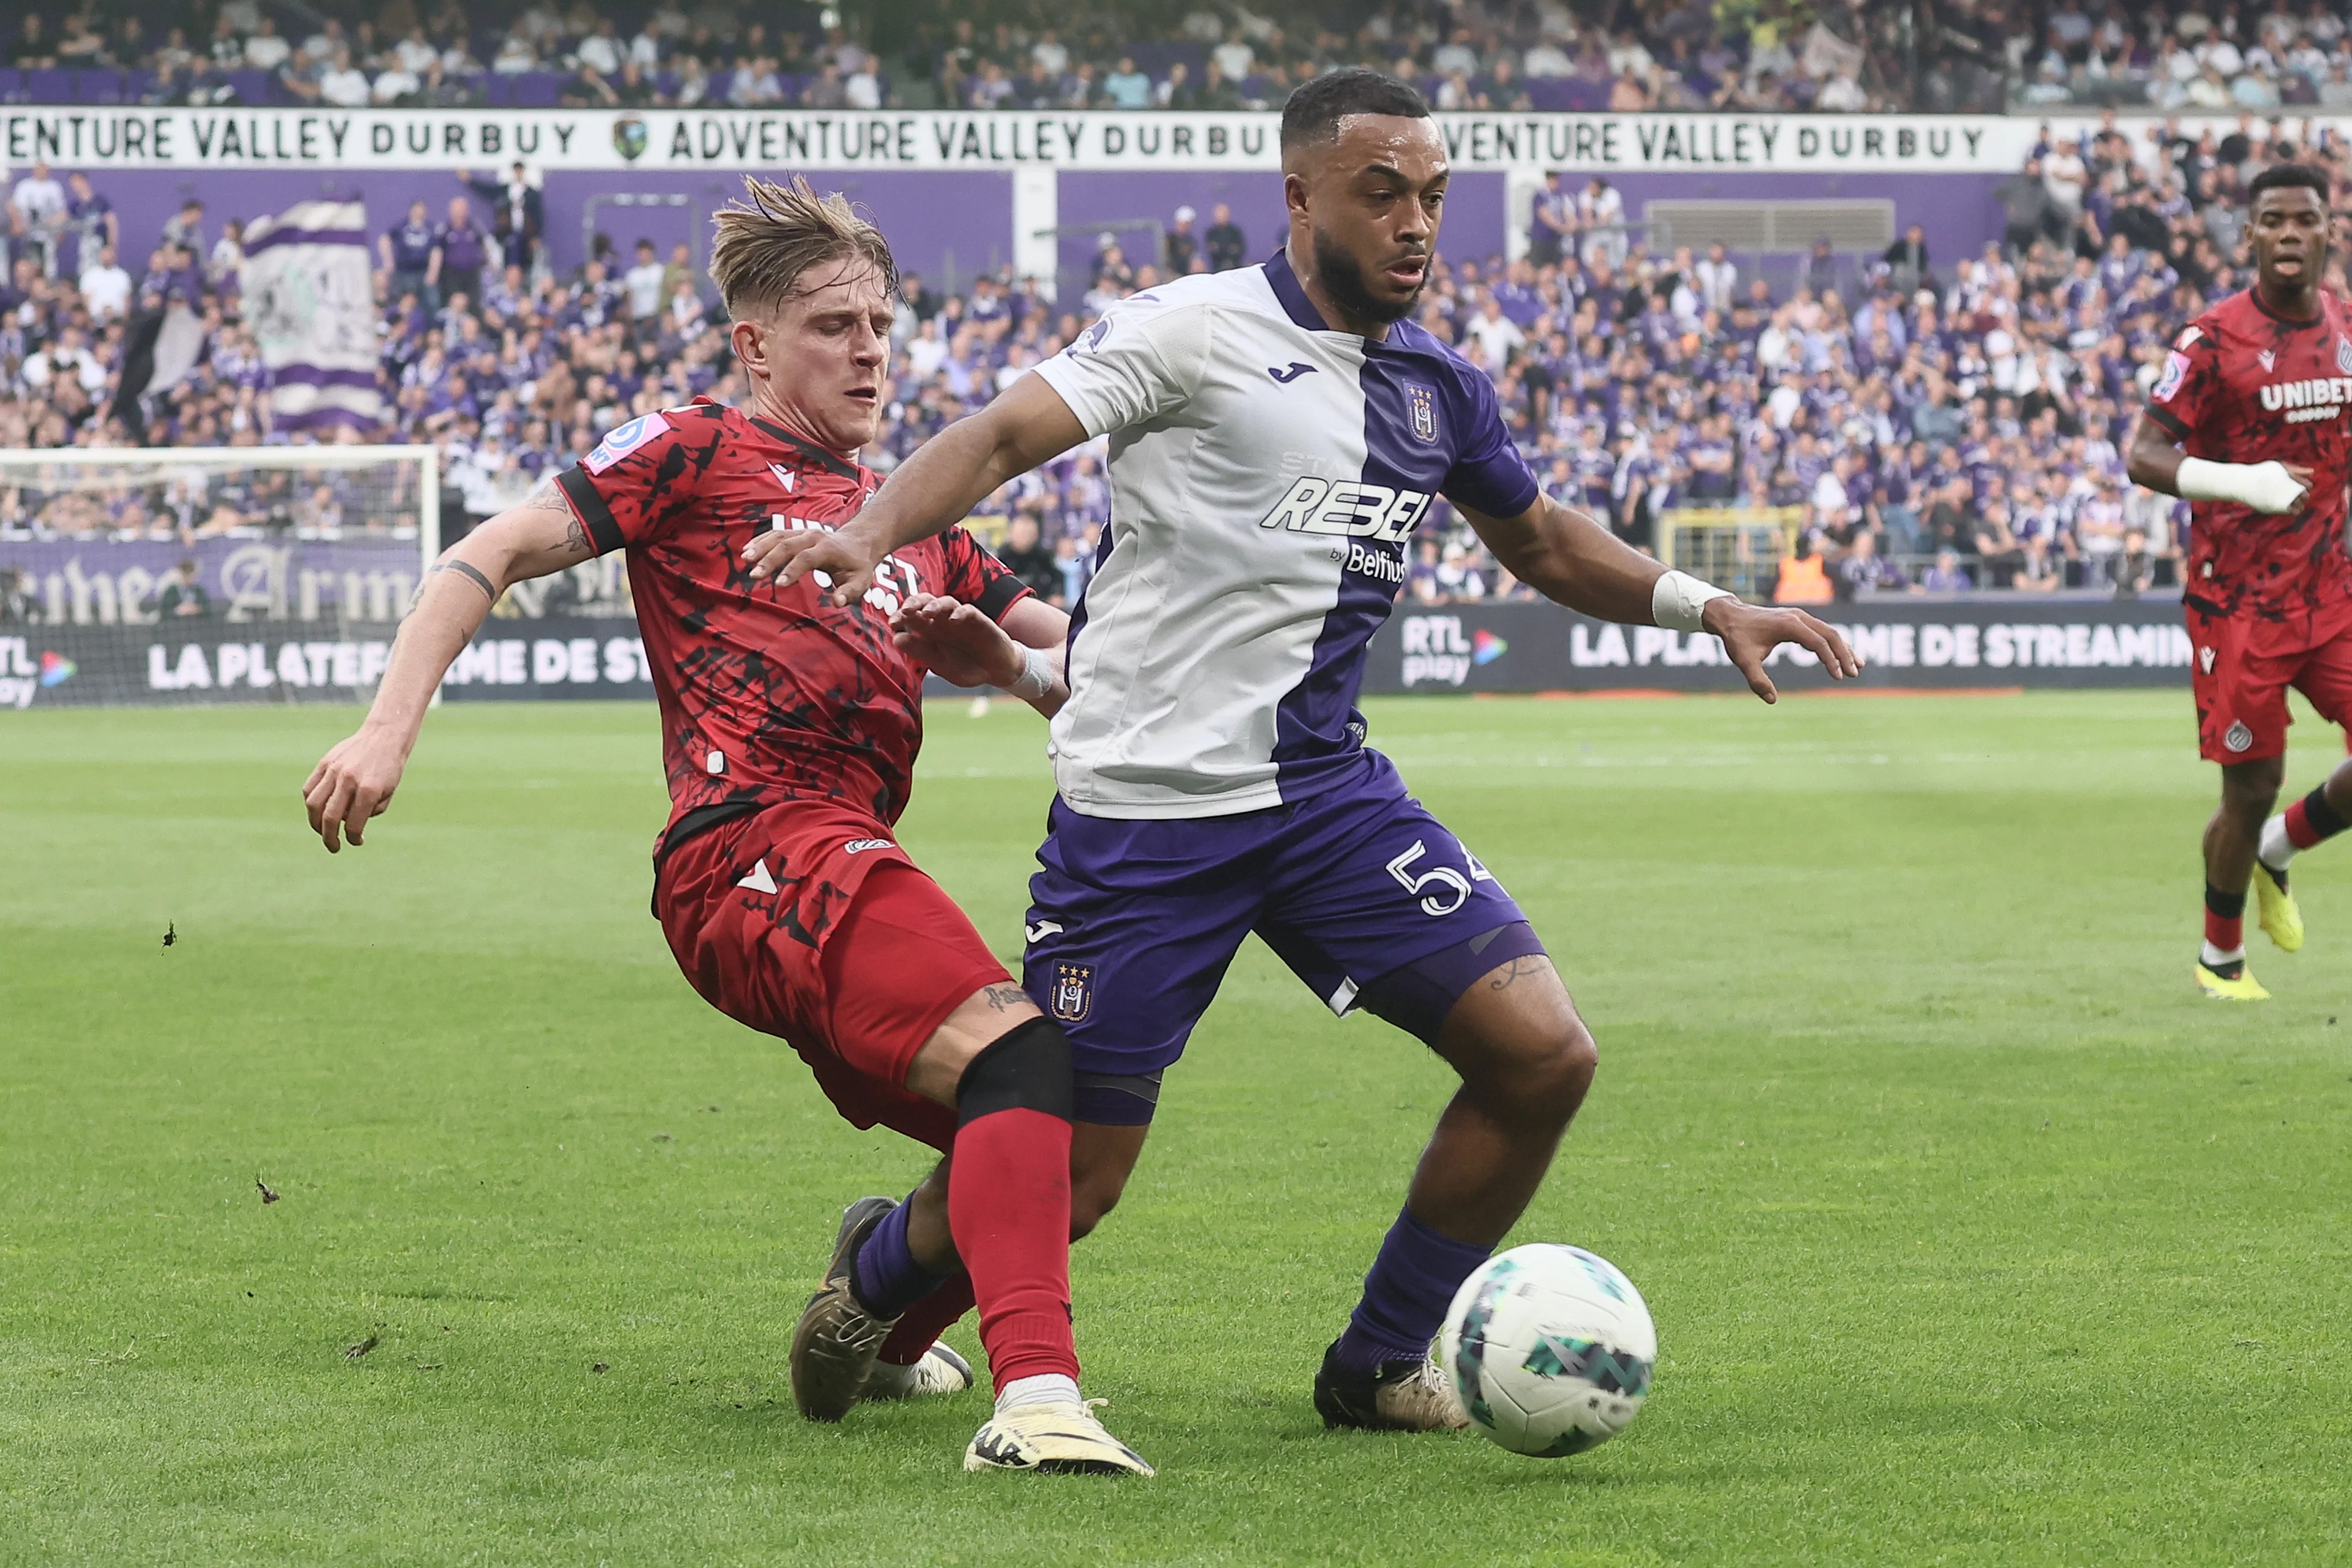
[0,445,437,709]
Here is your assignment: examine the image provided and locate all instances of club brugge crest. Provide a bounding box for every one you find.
[613,115,649,162]
[1050,961,1093,1022]
[1405,383,1438,443]
[2337,336,2352,375]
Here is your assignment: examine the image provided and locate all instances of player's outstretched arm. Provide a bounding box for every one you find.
[890,592,1073,717]
[1460,492,1861,703]
[301,485,596,853]
[2126,411,2313,513]
[744,375,1088,605]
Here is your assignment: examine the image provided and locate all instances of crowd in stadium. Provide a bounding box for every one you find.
[6,81,2352,602]
[8,0,2352,115]
[7,0,1986,114]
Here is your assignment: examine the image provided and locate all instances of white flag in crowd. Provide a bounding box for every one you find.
[239,199,383,431]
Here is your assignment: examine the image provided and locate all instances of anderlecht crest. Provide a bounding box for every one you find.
[1051,962,1094,1022]
[614,115,649,162]
[1406,383,1438,443]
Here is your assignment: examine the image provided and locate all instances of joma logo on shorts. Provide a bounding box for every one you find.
[844,839,894,853]
[1257,477,1431,542]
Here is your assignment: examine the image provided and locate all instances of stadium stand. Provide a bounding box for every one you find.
[6,5,2352,605]
[2,0,2348,116]
[7,113,2350,606]
[0,0,1991,115]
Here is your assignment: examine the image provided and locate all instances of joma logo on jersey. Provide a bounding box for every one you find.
[2257,375,2352,422]
[1258,477,1431,541]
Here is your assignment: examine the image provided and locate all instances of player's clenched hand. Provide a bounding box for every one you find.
[303,727,407,852]
[2274,462,2318,514]
[741,526,881,605]
[1702,600,1861,704]
[890,592,1023,688]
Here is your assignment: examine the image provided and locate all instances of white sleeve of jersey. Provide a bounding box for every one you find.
[1030,299,1213,439]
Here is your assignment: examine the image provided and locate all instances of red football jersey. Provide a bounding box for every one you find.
[2143,287,2352,619]
[554,398,1028,839]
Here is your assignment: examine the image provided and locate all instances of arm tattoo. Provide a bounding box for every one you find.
[516,479,593,558]
[428,559,497,601]
[981,984,1027,1012]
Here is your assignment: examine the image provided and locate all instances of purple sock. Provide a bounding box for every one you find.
[1334,1207,1492,1376]
[850,1194,950,1321]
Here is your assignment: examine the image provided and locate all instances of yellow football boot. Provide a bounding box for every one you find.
[2253,862,2304,952]
[2194,962,2271,1001]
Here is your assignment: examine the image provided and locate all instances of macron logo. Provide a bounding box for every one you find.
[1268,362,1317,383]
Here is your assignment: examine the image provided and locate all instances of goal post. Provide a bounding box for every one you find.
[0,444,442,708]
[1659,505,1804,603]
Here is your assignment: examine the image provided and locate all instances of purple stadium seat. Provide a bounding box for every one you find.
[24,68,74,104]
[77,68,125,104]
[0,69,22,104]
[227,68,267,102]
[121,69,154,102]
[482,72,512,106]
[511,72,562,107]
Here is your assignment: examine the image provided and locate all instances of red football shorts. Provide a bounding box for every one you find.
[2187,597,2352,764]
[653,799,1012,1152]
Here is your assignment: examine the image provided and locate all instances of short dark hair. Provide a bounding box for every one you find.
[1280,68,1428,153]
[2248,162,2330,203]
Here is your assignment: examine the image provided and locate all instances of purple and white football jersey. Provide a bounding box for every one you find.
[1028,248,1537,820]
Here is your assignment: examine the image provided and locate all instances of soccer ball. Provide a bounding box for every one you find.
[1439,1243,1656,1457]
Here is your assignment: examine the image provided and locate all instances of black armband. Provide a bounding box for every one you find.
[429,559,497,600]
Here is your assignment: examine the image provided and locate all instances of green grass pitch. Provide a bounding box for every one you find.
[4,691,2350,1565]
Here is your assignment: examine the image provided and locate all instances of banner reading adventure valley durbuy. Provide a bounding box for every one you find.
[1,107,2079,172]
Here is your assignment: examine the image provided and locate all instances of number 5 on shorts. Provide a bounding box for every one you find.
[1387,839,1474,917]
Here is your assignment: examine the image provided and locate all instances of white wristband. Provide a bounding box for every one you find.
[2176,456,2308,515]
[1005,644,1056,701]
[1651,570,1734,634]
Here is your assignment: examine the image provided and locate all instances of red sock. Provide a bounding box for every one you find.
[948,1107,1078,1392]
[875,1273,975,1367]
[2282,785,2352,851]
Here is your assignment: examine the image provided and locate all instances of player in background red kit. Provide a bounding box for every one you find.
[299,178,1152,1475]
[2127,164,2352,1001]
